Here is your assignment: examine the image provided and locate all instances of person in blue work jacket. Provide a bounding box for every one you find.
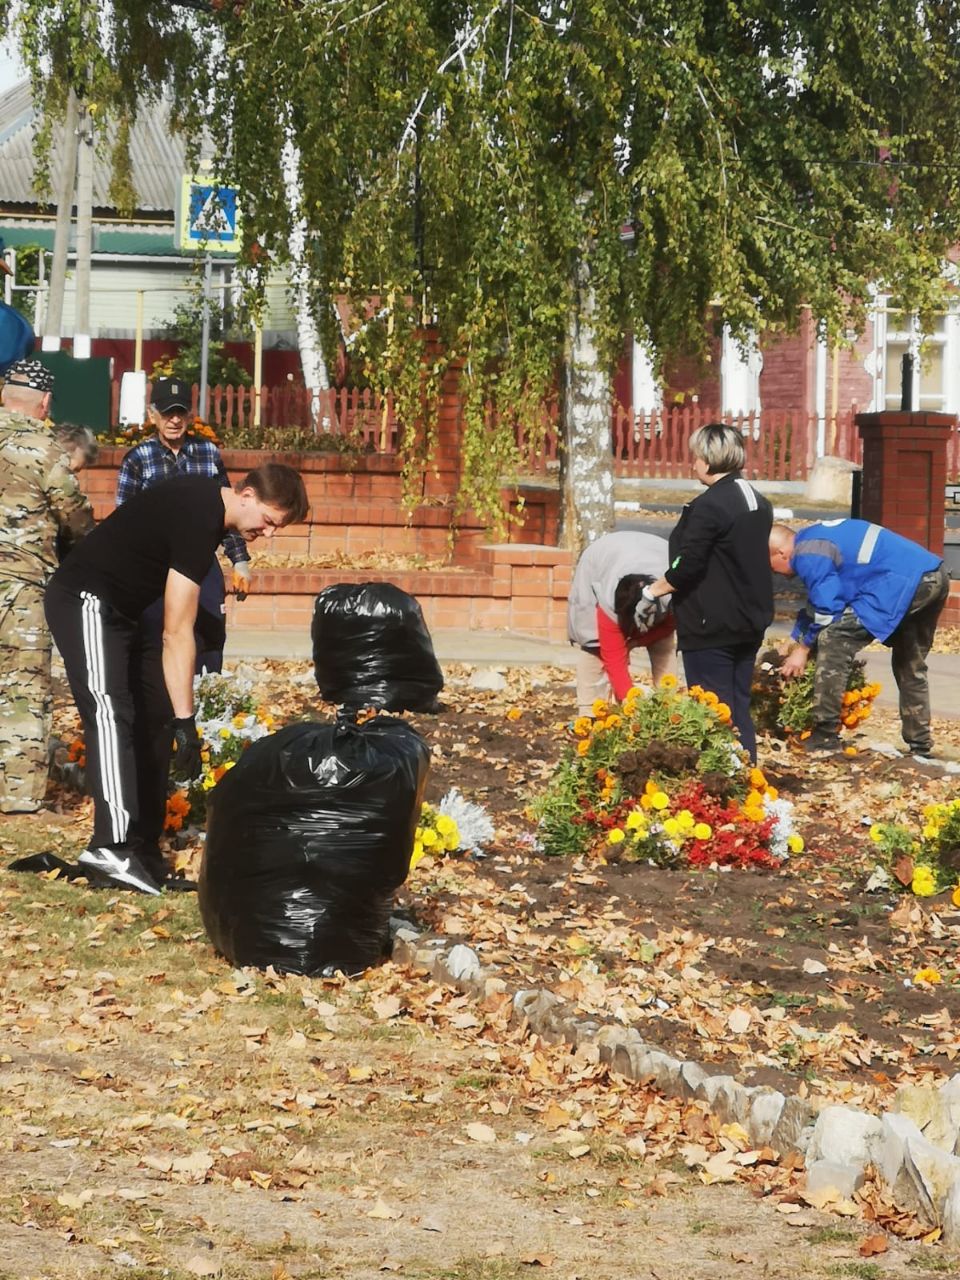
[769,520,950,757]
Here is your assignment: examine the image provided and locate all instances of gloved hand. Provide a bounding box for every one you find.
[634,585,670,634]
[171,716,203,781]
[232,560,252,602]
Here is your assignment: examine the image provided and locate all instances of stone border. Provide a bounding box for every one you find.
[391,923,960,1246]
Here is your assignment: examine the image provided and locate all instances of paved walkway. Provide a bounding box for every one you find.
[225,626,960,720]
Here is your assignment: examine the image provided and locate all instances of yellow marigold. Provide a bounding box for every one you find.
[607,828,626,845]
[506,707,522,722]
[435,815,457,836]
[693,822,712,840]
[658,674,678,690]
[914,967,942,984]
[421,828,438,847]
[663,817,681,838]
[715,703,732,724]
[604,714,623,729]
[688,685,705,698]
[639,795,653,810]
[912,865,937,897]
[703,691,719,708]
[676,810,696,831]
[577,739,591,756]
[573,717,592,737]
[625,810,645,830]
[749,768,767,790]
[409,841,425,870]
[644,779,659,796]
[842,691,858,706]
[922,824,938,840]
[952,885,960,908]
[868,824,885,843]
[787,834,804,854]
[742,808,765,824]
[650,791,670,811]
[591,699,609,719]
[765,785,779,801]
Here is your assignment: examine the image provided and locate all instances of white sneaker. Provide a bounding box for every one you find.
[77,847,162,895]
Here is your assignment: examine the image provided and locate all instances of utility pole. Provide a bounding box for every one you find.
[73,95,95,357]
[42,87,80,350]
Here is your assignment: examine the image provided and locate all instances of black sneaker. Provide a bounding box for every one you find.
[804,729,842,755]
[77,847,162,895]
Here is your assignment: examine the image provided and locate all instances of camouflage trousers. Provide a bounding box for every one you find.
[812,565,950,753]
[0,580,52,813]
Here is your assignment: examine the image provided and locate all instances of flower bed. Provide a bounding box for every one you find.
[751,649,880,739]
[867,797,960,897]
[533,678,802,869]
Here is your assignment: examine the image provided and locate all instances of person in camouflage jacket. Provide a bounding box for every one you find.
[0,360,97,813]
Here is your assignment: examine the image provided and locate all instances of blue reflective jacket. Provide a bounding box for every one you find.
[790,519,941,645]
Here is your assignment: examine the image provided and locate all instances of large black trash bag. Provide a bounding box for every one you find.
[312,582,444,711]
[199,716,430,976]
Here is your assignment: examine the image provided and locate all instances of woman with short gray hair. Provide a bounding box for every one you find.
[641,422,773,762]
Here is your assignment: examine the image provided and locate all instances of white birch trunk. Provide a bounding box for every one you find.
[281,133,329,423]
[558,258,616,552]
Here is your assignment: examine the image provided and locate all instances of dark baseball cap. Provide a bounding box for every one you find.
[151,376,192,414]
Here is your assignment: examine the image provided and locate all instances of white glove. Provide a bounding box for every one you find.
[634,585,670,633]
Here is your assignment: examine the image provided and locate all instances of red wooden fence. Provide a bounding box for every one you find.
[113,380,960,482]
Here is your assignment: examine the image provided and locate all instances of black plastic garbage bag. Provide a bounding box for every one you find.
[312,582,444,711]
[199,716,430,976]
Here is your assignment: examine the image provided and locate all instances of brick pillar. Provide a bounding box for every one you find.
[854,410,954,555]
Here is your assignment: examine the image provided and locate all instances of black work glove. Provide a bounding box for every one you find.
[634,585,670,634]
[171,716,203,781]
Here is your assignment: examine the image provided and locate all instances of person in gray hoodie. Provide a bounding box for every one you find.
[567,530,677,715]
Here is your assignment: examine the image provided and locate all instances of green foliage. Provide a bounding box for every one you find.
[868,797,960,894]
[157,288,253,390]
[9,1,960,529]
[751,651,875,737]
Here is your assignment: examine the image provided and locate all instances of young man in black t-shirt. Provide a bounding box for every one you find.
[45,464,309,894]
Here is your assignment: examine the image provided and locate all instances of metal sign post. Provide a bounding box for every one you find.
[199,254,213,421]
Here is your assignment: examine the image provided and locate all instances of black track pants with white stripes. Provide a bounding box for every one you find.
[45,584,173,852]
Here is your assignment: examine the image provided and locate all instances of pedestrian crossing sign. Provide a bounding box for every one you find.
[178,175,242,252]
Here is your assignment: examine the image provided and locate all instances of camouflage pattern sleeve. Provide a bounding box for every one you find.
[43,441,95,547]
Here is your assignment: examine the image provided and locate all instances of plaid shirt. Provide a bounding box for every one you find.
[115,435,249,566]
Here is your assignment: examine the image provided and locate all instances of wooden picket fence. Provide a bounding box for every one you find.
[113,379,960,482]
[516,403,864,483]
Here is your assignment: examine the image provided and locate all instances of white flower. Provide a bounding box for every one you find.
[437,788,494,853]
[763,794,798,861]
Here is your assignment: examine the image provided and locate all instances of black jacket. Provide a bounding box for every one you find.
[665,472,774,651]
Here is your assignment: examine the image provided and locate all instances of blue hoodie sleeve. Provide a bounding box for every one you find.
[790,542,849,645]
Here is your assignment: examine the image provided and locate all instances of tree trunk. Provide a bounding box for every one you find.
[281,134,330,423]
[43,87,80,347]
[558,259,616,552]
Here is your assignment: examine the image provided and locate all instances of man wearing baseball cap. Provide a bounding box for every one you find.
[115,375,253,672]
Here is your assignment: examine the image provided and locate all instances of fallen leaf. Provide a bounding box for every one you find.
[727,1008,752,1034]
[519,1252,556,1267]
[367,1200,403,1221]
[184,1257,221,1278]
[464,1122,497,1143]
[372,995,402,1021]
[802,958,828,975]
[859,1234,888,1257]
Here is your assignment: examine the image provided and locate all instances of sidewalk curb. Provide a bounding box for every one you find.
[391,922,960,1243]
